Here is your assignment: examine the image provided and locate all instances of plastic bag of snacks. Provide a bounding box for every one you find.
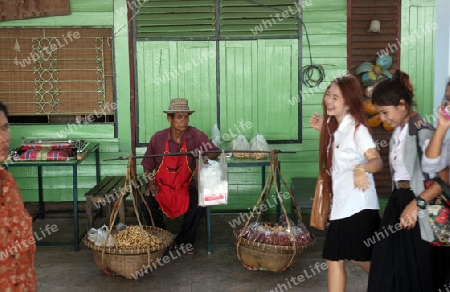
[198,152,229,206]
[230,134,251,158]
[88,225,116,247]
[237,216,313,246]
[249,134,270,159]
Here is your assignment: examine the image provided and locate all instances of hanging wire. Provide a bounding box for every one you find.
[114,0,146,37]
[245,0,327,88]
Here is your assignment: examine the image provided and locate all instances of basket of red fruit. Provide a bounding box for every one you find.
[234,215,315,273]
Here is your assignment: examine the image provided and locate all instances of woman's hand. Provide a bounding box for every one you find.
[399,200,419,229]
[309,113,323,131]
[436,105,450,130]
[353,166,370,191]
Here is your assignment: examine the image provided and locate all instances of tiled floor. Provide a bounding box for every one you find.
[33,213,369,292]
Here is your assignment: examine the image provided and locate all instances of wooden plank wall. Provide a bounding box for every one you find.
[0,0,70,22]
[348,0,400,198]
[348,0,400,72]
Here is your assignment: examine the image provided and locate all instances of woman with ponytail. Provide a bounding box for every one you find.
[368,70,445,291]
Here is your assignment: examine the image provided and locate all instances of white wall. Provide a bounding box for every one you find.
[433,0,450,113]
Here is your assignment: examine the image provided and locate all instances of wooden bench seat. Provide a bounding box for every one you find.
[84,176,127,229]
[290,177,316,222]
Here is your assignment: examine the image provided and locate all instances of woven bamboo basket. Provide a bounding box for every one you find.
[82,157,173,279]
[233,227,315,273]
[234,151,315,272]
[83,226,172,279]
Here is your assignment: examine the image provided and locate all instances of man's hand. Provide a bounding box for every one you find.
[145,181,159,197]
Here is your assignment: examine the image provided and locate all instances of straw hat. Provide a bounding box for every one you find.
[163,98,195,114]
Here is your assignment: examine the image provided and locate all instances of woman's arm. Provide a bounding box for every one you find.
[353,148,383,191]
[399,167,449,229]
[425,105,450,158]
[355,148,383,173]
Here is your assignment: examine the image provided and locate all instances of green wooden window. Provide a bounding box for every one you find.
[136,39,299,145]
[136,1,302,145]
[136,0,300,39]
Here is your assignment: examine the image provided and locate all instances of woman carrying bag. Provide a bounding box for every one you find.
[310,74,383,292]
[367,70,447,292]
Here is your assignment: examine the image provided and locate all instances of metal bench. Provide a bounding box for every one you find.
[84,176,126,229]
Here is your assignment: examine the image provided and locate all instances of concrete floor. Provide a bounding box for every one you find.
[32,213,369,292]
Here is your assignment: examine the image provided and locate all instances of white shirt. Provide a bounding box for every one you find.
[422,138,450,173]
[330,114,380,220]
[390,124,411,181]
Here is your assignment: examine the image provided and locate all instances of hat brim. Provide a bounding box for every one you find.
[163,110,195,114]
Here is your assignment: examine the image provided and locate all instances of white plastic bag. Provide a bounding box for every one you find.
[198,152,228,206]
[93,224,116,247]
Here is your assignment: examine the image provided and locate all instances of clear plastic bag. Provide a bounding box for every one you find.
[230,134,250,158]
[249,134,270,159]
[198,152,228,206]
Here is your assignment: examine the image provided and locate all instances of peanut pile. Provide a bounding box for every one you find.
[113,226,163,249]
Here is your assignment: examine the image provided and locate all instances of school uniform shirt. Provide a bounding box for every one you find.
[330,114,379,220]
[422,138,450,173]
[390,123,411,181]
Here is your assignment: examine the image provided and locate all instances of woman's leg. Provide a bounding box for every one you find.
[327,260,346,292]
[351,260,370,274]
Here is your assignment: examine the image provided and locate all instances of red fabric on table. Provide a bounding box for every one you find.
[16,149,75,161]
[20,142,73,151]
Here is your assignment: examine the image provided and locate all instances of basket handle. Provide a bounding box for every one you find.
[100,157,155,267]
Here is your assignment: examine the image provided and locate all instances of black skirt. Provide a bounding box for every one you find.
[432,245,450,291]
[368,188,433,292]
[322,209,381,261]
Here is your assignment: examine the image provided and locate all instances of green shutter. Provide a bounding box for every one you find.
[220,0,299,37]
[136,0,299,39]
[136,0,215,38]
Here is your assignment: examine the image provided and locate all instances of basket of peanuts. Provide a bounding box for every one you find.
[83,158,173,279]
[83,224,173,279]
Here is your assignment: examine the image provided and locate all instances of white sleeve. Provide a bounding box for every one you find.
[355,125,376,155]
[422,139,450,173]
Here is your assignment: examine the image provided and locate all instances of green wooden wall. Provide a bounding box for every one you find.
[0,0,403,215]
[136,0,348,212]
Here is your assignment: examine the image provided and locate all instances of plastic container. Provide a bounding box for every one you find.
[442,106,450,120]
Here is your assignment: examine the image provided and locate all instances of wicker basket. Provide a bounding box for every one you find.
[83,226,173,279]
[233,226,315,273]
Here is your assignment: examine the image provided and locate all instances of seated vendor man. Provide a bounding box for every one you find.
[142,98,219,254]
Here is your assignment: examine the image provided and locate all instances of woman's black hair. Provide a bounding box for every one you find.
[0,101,9,119]
[371,69,416,108]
